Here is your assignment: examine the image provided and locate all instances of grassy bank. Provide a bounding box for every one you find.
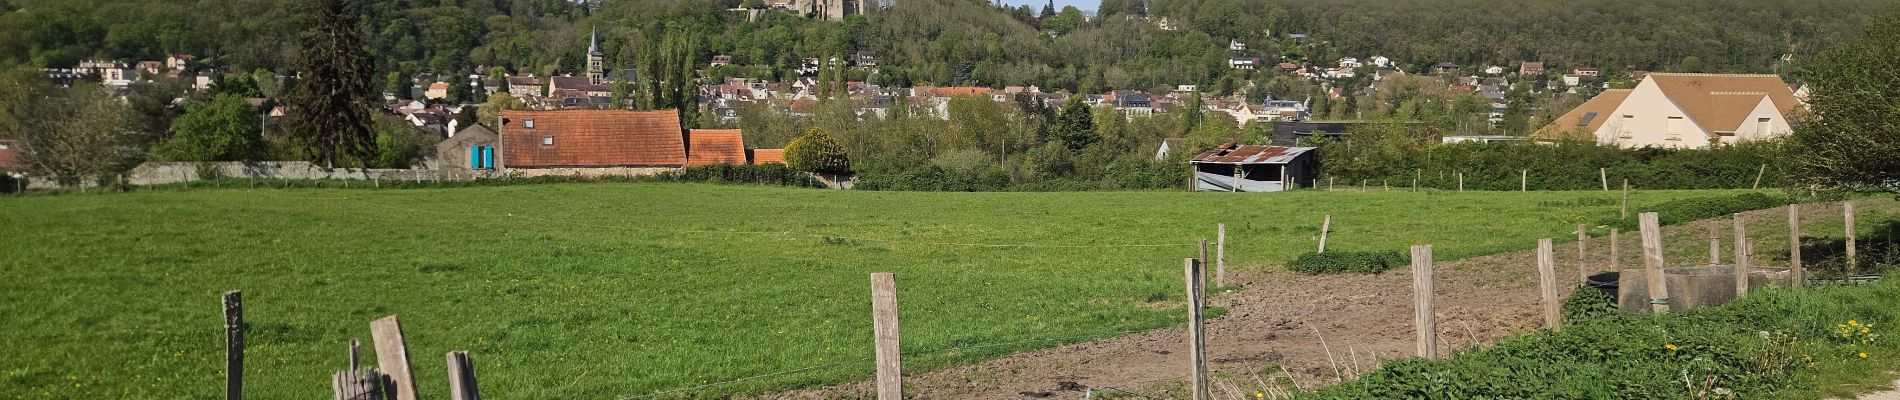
[0,184,1782,398]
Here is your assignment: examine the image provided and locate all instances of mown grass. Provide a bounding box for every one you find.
[0,184,1780,399]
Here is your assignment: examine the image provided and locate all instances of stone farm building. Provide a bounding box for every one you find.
[1534,73,1803,149]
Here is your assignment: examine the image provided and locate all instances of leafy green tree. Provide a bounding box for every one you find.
[14,88,149,186]
[784,127,852,175]
[284,0,377,169]
[1789,12,1900,191]
[1051,98,1097,150]
[153,94,262,161]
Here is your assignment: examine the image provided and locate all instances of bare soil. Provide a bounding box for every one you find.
[750,201,1885,400]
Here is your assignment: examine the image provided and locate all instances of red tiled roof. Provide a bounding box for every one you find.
[686,129,747,166]
[751,149,784,164]
[916,86,992,97]
[500,110,685,168]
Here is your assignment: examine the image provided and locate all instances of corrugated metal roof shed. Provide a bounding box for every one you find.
[1190,143,1316,165]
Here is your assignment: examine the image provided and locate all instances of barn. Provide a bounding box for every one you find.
[1189,143,1319,192]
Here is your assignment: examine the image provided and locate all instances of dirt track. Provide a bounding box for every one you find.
[752,201,1887,400]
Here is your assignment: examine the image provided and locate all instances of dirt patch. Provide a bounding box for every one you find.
[749,200,1889,400]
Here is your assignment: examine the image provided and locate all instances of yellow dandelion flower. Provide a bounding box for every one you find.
[1860,352,1870,359]
[1850,320,1860,326]
[1665,343,1678,351]
[1256,393,1265,399]
[1864,327,1873,334]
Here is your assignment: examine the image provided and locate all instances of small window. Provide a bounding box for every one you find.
[524,119,536,129]
[1666,116,1683,140]
[1757,117,1771,135]
[541,136,554,146]
[0,143,9,150]
[1618,115,1634,138]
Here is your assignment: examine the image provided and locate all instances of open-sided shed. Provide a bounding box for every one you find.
[1189,143,1319,192]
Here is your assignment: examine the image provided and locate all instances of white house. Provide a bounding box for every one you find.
[1337,57,1361,69]
[1370,56,1392,69]
[1230,57,1260,70]
[1484,65,1505,75]
[1229,39,1247,51]
[1535,73,1802,149]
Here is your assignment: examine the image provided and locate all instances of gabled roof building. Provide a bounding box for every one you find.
[1535,73,1802,148]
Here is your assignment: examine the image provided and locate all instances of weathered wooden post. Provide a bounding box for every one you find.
[1708,223,1722,265]
[870,273,902,400]
[1521,169,1528,192]
[1413,169,1420,192]
[1183,258,1210,400]
[224,290,244,400]
[1639,212,1669,313]
[1411,245,1436,358]
[1752,164,1767,189]
[1577,224,1589,282]
[1733,215,1749,297]
[1216,224,1226,287]
[1600,167,1609,191]
[1329,176,1335,191]
[1620,179,1630,220]
[1789,204,1803,287]
[1610,229,1621,270]
[1845,202,1858,272]
[1199,239,1208,265]
[370,316,418,400]
[1457,172,1464,192]
[1537,238,1560,330]
[445,351,480,400]
[1317,215,1331,253]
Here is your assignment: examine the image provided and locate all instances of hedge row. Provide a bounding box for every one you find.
[1599,192,1794,231]
[1315,139,1789,191]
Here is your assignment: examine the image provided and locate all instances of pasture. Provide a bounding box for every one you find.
[0,184,1776,398]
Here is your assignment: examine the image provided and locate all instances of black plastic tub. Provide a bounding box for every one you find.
[1587,271,1620,301]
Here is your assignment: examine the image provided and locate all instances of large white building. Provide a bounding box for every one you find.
[1536,73,1802,149]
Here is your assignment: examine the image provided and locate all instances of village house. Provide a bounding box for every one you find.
[507,76,545,98]
[1519,61,1545,76]
[0,139,21,171]
[496,109,687,177]
[1230,57,1260,70]
[424,82,450,100]
[749,149,785,164]
[1229,39,1247,51]
[435,124,499,177]
[1534,73,1802,149]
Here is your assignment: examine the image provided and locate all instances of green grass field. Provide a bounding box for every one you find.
[0,184,1775,399]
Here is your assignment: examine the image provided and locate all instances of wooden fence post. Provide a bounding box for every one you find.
[1328,176,1335,191]
[1521,169,1528,192]
[1183,259,1210,400]
[1733,215,1749,297]
[1411,245,1436,358]
[1610,229,1621,270]
[1383,180,1389,191]
[1457,172,1464,192]
[1752,164,1766,189]
[1789,204,1803,287]
[1537,238,1560,330]
[224,290,243,400]
[1845,202,1858,272]
[349,339,360,371]
[1413,169,1420,192]
[1708,223,1721,265]
[445,351,480,400]
[870,273,903,400]
[1639,212,1669,313]
[1317,215,1331,253]
[1577,224,1589,282]
[1199,239,1208,265]
[1600,167,1609,191]
[1621,179,1630,220]
[1216,224,1226,287]
[370,316,418,400]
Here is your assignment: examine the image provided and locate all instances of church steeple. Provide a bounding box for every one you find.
[586,26,605,85]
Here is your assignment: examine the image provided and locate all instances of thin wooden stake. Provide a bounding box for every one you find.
[1733,215,1750,297]
[1216,224,1227,287]
[1537,238,1561,330]
[370,316,418,400]
[1520,169,1527,191]
[348,339,360,372]
[1317,215,1331,253]
[1184,259,1211,400]
[1610,229,1621,270]
[1411,245,1436,358]
[445,351,480,400]
[224,290,244,400]
[1457,172,1464,192]
[1789,204,1803,288]
[1600,167,1609,191]
[1708,223,1722,265]
[870,273,902,400]
[1413,169,1420,192]
[1845,202,1858,272]
[1577,224,1589,282]
[1329,176,1335,191]
[1639,212,1669,313]
[1752,164,1766,189]
[1199,238,1208,265]
[1620,179,1630,220]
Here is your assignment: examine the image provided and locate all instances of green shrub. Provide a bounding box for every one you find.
[1599,192,1794,230]
[1287,250,1408,274]
[644,164,822,187]
[1562,283,1620,325]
